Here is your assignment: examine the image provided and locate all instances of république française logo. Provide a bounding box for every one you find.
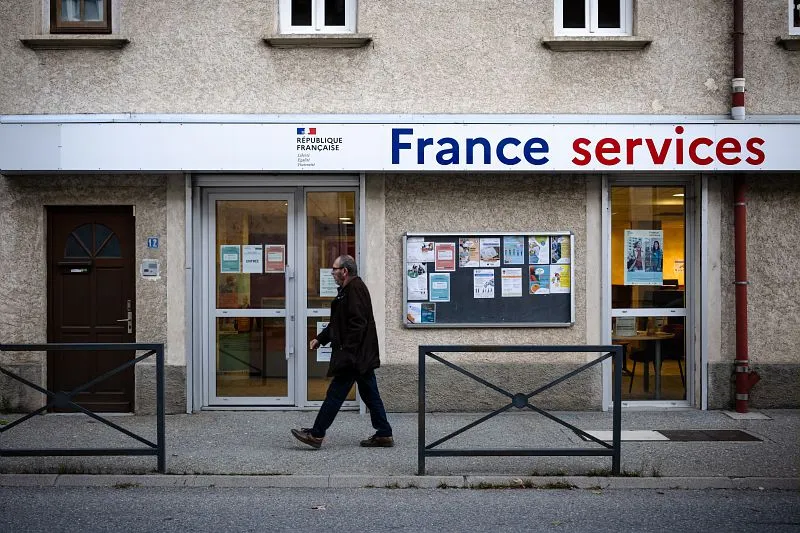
[296,127,342,151]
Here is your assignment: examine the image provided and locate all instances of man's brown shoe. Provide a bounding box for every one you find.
[291,428,323,449]
[360,434,394,447]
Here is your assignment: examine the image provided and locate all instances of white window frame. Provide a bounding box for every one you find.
[554,0,632,37]
[279,0,357,34]
[791,0,800,35]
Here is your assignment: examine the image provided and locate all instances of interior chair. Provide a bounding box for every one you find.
[628,343,657,393]
[628,325,686,394]
[659,324,685,388]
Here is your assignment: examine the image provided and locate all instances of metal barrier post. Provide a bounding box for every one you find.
[612,344,622,475]
[418,345,426,476]
[156,344,166,473]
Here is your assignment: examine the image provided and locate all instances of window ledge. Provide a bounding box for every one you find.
[20,34,130,50]
[776,35,800,51]
[263,33,372,49]
[542,36,652,52]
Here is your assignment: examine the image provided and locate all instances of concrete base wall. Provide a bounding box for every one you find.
[0,363,44,413]
[0,362,187,414]
[708,362,800,409]
[377,362,603,412]
[135,364,187,415]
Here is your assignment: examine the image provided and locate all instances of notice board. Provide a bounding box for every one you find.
[403,232,575,327]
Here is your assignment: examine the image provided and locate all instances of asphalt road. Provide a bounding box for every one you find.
[2,486,798,532]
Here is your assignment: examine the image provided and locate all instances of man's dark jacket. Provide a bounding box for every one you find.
[315,276,380,377]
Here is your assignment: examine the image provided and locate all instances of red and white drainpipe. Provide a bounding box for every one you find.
[732,0,759,412]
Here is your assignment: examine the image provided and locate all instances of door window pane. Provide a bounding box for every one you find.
[216,317,288,397]
[611,186,685,308]
[94,224,121,257]
[216,200,288,310]
[65,233,91,257]
[613,316,686,401]
[306,192,356,309]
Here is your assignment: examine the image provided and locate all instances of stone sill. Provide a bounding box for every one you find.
[263,33,372,48]
[20,35,130,50]
[542,36,652,51]
[776,35,800,51]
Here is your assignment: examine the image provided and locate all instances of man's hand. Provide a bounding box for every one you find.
[309,338,320,350]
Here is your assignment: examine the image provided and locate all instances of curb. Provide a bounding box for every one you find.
[1,474,797,490]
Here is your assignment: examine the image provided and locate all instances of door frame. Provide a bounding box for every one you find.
[191,176,361,410]
[202,190,297,407]
[601,175,699,410]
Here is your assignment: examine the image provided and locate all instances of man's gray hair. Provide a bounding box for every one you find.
[337,255,358,276]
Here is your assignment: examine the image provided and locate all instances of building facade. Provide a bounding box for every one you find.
[1,1,798,414]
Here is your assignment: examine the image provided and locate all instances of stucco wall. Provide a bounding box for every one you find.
[711,175,800,408]
[0,1,797,115]
[378,174,598,411]
[0,174,185,412]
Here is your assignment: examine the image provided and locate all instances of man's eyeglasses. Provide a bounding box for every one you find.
[331,267,344,271]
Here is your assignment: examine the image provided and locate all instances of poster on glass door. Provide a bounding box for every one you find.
[624,229,664,285]
[242,245,263,273]
[264,245,285,273]
[220,245,241,273]
[316,321,331,362]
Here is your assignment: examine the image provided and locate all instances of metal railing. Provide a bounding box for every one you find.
[418,344,623,476]
[0,343,165,473]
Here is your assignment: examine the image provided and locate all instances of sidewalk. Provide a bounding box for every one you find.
[1,409,798,489]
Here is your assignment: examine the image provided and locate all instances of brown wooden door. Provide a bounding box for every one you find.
[47,206,136,412]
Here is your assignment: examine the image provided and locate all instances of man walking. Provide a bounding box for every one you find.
[291,255,394,449]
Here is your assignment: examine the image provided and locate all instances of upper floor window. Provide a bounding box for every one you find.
[279,0,356,34]
[51,0,111,34]
[555,0,632,36]
[791,0,800,35]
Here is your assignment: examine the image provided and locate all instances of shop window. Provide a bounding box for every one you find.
[792,0,800,35]
[279,0,356,34]
[51,0,111,34]
[555,0,632,36]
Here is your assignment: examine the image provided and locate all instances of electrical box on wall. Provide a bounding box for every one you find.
[141,259,160,278]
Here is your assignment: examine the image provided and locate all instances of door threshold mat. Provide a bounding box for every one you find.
[656,429,761,442]
[722,410,773,420]
[579,429,761,442]
[581,430,668,441]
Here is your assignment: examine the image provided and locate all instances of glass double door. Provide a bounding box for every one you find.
[205,188,357,407]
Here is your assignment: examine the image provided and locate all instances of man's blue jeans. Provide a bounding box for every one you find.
[311,369,392,438]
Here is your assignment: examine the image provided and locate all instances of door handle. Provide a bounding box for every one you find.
[117,304,133,334]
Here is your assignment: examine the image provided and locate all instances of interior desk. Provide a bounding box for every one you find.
[612,331,675,400]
